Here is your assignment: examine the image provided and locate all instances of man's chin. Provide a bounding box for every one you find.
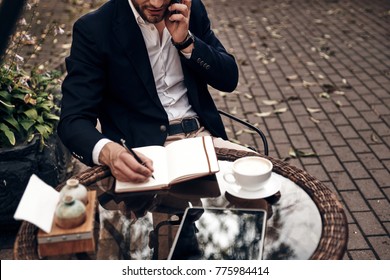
[145,15,164,24]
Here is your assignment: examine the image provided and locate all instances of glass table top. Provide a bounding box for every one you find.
[90,160,322,260]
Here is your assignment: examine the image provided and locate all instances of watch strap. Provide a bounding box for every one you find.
[171,31,194,51]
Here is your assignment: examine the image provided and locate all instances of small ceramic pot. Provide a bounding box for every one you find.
[55,195,86,229]
[60,178,88,205]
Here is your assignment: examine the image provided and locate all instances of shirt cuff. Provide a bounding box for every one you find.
[92,138,113,165]
[180,50,192,59]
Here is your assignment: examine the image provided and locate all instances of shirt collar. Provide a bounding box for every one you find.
[128,0,147,26]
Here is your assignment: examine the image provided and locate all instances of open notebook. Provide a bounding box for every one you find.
[115,136,219,193]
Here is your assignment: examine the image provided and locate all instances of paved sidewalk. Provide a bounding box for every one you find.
[0,0,389,260]
[204,0,390,260]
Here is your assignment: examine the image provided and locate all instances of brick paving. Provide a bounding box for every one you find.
[205,0,390,260]
[0,0,389,260]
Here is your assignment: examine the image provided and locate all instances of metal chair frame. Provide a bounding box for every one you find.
[218,109,269,155]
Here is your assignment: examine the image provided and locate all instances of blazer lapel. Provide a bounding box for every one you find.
[112,0,162,108]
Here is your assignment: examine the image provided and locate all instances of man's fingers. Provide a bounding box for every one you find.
[99,141,154,182]
[118,152,153,178]
[137,153,154,173]
[168,13,186,23]
[112,163,150,183]
[124,151,154,175]
[112,167,149,183]
[168,1,190,19]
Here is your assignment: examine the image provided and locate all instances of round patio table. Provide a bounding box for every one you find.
[14,148,348,260]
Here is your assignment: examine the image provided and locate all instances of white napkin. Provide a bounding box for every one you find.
[14,174,60,233]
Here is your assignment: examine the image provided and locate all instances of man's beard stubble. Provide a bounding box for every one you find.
[131,0,170,24]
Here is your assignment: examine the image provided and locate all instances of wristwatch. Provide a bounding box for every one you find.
[171,31,195,51]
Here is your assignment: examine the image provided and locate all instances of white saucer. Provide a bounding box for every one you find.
[224,173,281,199]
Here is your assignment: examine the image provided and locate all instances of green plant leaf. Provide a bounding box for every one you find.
[4,115,21,132]
[34,124,52,138]
[37,93,51,103]
[12,87,32,96]
[43,112,60,121]
[19,119,35,131]
[27,133,36,143]
[38,100,54,112]
[36,114,44,124]
[0,90,11,101]
[0,99,15,108]
[23,108,38,120]
[0,103,15,115]
[10,92,26,101]
[0,123,16,146]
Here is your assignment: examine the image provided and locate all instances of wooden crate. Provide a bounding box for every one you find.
[37,191,97,257]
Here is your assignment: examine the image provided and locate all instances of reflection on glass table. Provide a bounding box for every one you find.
[14,149,348,260]
[168,207,267,260]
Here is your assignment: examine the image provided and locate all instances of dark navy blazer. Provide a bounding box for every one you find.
[58,0,239,166]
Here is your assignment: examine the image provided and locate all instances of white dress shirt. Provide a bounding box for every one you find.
[92,0,196,164]
[131,1,196,120]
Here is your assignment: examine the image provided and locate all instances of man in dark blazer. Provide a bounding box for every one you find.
[58,0,240,182]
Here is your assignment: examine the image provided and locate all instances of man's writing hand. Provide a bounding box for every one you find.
[98,142,154,182]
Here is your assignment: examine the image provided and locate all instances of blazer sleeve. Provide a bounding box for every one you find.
[184,0,239,92]
[57,17,106,166]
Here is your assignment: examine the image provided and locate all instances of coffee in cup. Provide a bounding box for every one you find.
[223,156,273,191]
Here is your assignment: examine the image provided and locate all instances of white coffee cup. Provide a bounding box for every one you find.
[223,156,273,191]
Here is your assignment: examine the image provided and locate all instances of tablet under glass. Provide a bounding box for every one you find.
[168,207,267,260]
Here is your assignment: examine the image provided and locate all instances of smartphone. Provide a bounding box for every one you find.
[167,207,267,260]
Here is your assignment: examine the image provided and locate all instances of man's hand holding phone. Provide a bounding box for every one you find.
[166,0,193,52]
[170,0,181,14]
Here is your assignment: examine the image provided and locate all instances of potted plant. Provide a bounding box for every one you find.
[0,0,72,227]
[0,64,61,148]
[0,63,72,226]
